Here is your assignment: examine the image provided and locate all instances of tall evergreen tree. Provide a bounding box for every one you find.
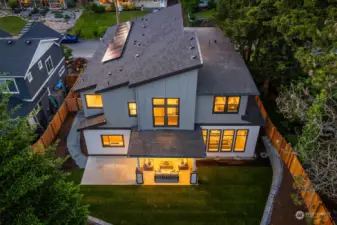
[0,92,88,224]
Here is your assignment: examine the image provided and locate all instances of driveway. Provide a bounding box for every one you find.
[64,40,100,59]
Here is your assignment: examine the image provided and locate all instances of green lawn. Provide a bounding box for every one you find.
[69,10,150,39]
[0,16,26,35]
[193,10,215,19]
[70,166,272,225]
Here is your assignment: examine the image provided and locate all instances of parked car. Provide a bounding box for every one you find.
[61,35,78,44]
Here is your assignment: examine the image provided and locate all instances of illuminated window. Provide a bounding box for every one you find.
[234,130,248,152]
[101,135,124,147]
[202,129,208,145]
[208,130,221,152]
[213,96,240,113]
[128,102,137,116]
[153,98,179,127]
[221,130,234,152]
[85,94,103,108]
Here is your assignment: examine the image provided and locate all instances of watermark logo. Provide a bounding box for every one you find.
[295,211,305,220]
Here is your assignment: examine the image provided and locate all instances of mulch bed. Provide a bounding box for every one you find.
[270,166,309,225]
[54,112,79,172]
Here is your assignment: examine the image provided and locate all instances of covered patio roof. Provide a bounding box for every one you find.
[128,128,206,158]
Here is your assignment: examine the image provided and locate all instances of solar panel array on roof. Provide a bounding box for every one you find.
[102,21,133,63]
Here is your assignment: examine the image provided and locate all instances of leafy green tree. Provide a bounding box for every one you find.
[0,92,88,224]
[62,44,73,60]
[8,0,17,9]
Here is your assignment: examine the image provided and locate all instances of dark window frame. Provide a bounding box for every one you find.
[207,129,222,152]
[202,129,208,147]
[152,97,180,127]
[212,96,241,114]
[128,102,137,117]
[233,129,249,152]
[220,129,235,152]
[101,135,125,148]
[84,94,103,109]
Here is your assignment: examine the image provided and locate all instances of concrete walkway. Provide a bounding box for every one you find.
[81,156,137,185]
[66,110,87,168]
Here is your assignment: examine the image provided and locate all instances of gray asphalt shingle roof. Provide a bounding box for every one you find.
[74,4,202,92]
[21,22,62,39]
[0,29,11,37]
[185,27,260,95]
[0,39,40,77]
[128,127,206,158]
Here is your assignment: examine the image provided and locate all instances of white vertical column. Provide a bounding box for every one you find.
[192,158,196,171]
[137,157,141,170]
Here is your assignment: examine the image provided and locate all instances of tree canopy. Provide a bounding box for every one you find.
[215,0,337,198]
[0,92,88,224]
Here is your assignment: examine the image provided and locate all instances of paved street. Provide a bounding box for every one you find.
[64,40,100,59]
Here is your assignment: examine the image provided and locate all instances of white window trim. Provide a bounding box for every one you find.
[47,87,51,96]
[38,60,43,70]
[58,65,65,77]
[0,78,20,94]
[27,72,33,83]
[22,57,65,102]
[45,56,54,75]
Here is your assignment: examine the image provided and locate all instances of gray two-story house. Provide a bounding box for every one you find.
[74,4,265,185]
[0,23,67,131]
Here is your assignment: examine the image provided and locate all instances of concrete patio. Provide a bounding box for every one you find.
[81,156,137,185]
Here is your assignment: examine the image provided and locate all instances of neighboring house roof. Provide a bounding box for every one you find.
[128,127,206,158]
[184,27,260,96]
[21,22,62,40]
[0,29,11,38]
[74,4,202,92]
[0,39,40,77]
[7,88,47,118]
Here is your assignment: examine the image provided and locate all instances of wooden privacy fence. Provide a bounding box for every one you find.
[32,79,83,153]
[256,96,335,225]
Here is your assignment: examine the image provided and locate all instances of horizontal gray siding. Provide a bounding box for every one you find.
[135,69,198,130]
[101,86,137,128]
[26,44,66,100]
[195,95,248,124]
[80,88,104,117]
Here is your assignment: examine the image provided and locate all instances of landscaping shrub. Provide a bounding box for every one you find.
[105,5,114,12]
[95,5,106,13]
[8,0,17,9]
[61,45,73,60]
[40,7,49,16]
[207,0,216,9]
[54,11,64,18]
[128,3,136,11]
[71,58,88,73]
[31,7,39,14]
[85,2,96,11]
[64,14,71,20]
[123,5,129,11]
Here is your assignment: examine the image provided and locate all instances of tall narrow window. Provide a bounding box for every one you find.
[208,130,221,152]
[202,129,208,145]
[221,130,234,152]
[45,57,54,74]
[153,98,179,127]
[128,102,137,116]
[101,135,124,147]
[85,94,103,108]
[213,96,240,113]
[234,130,248,152]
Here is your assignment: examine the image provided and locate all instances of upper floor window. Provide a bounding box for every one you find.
[38,60,43,70]
[45,56,54,75]
[85,94,103,108]
[128,102,137,117]
[213,96,240,113]
[27,72,33,83]
[101,135,124,147]
[0,78,19,94]
[152,98,179,127]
